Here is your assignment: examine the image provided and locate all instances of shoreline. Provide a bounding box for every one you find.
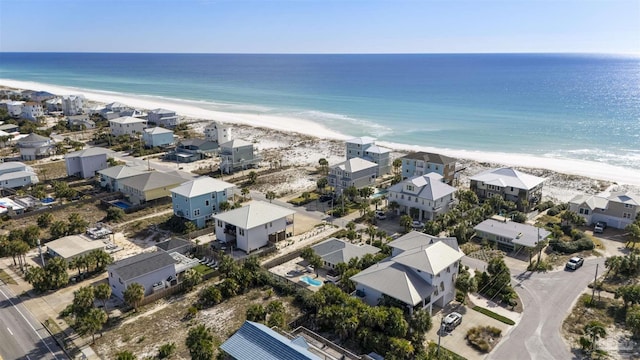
[2,78,640,187]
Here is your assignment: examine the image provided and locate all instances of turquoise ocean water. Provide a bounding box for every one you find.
[1,53,639,169]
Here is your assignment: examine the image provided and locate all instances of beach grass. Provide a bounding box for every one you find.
[472,306,516,325]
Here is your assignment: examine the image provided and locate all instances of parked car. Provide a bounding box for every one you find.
[375,211,387,220]
[411,220,425,229]
[443,312,463,331]
[566,256,584,270]
[594,221,607,234]
[319,194,333,202]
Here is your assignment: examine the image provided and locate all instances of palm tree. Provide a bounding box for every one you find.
[123,283,145,312]
[584,320,606,352]
[388,201,400,216]
[94,283,112,314]
[240,187,250,201]
[186,324,215,360]
[78,308,108,343]
[318,158,329,175]
[605,256,622,278]
[392,158,402,175]
[265,191,276,203]
[182,268,203,291]
[366,226,377,244]
[400,215,413,233]
[316,177,328,194]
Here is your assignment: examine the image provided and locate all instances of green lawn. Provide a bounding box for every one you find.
[472,306,516,325]
[0,269,17,285]
[192,264,214,276]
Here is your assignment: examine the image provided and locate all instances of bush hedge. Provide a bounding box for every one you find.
[550,238,594,254]
[472,306,516,325]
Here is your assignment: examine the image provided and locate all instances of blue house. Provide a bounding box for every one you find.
[220,321,321,360]
[142,127,175,148]
[170,176,236,228]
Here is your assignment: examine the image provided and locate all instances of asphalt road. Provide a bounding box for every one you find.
[0,283,66,360]
[489,257,606,360]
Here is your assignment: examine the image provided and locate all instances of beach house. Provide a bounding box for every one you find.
[147,108,179,128]
[67,114,95,130]
[108,251,177,299]
[119,171,188,205]
[310,238,380,270]
[219,139,260,174]
[1,100,25,117]
[167,139,219,163]
[469,167,545,212]
[17,133,55,161]
[569,191,640,229]
[171,176,236,228]
[345,136,391,176]
[142,127,175,148]
[21,102,44,121]
[109,116,148,137]
[204,122,232,145]
[220,321,322,360]
[213,201,295,254]
[350,232,464,314]
[45,98,62,112]
[28,91,56,102]
[327,157,378,193]
[387,173,457,221]
[64,147,113,179]
[61,95,85,116]
[98,165,147,192]
[0,161,39,188]
[46,235,106,263]
[401,152,457,184]
[474,217,551,252]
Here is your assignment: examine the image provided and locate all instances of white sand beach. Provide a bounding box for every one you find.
[2,78,640,201]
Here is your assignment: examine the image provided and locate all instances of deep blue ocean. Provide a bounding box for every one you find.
[1,53,639,169]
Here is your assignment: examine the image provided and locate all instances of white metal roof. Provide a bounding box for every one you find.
[470,167,545,190]
[171,177,235,198]
[213,201,295,229]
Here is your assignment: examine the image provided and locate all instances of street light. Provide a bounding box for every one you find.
[437,316,445,357]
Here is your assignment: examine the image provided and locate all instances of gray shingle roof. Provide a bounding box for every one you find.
[402,151,456,165]
[98,165,147,180]
[118,171,186,192]
[109,251,176,282]
[332,158,377,173]
[474,219,551,248]
[311,238,380,265]
[220,321,321,360]
[392,241,464,275]
[388,231,459,253]
[170,177,235,198]
[65,147,113,158]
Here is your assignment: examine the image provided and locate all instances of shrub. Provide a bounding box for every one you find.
[535,200,555,212]
[550,238,594,254]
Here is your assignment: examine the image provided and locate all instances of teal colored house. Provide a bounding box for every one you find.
[170,176,236,228]
[142,127,175,148]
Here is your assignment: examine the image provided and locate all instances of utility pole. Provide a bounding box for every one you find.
[37,239,45,265]
[591,263,599,304]
[437,317,445,357]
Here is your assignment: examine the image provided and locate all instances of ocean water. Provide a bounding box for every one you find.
[1,53,639,169]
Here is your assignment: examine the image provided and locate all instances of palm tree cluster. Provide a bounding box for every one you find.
[62,284,110,343]
[48,212,90,239]
[68,249,114,278]
[300,284,432,359]
[25,257,69,292]
[605,252,640,279]
[245,300,287,328]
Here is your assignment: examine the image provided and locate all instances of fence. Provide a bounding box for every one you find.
[139,283,185,307]
[262,248,304,269]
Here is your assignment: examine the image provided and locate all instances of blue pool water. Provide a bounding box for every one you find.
[41,197,55,204]
[371,189,388,199]
[300,276,322,287]
[112,201,131,210]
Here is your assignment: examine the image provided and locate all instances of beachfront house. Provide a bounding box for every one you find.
[0,161,39,188]
[350,232,464,314]
[61,95,85,116]
[345,136,392,176]
[45,98,62,112]
[17,133,55,161]
[46,235,106,263]
[108,251,177,300]
[28,91,56,102]
[1,100,25,117]
[220,321,322,360]
[171,176,236,228]
[67,114,95,130]
[204,122,232,145]
[98,165,147,192]
[21,102,44,121]
[311,238,380,270]
[469,167,545,212]
[64,147,113,179]
[119,171,188,205]
[569,191,640,229]
[327,157,378,193]
[474,217,551,252]
[167,139,219,163]
[147,108,179,128]
[387,172,457,221]
[401,151,457,185]
[219,139,260,174]
[109,116,148,137]
[213,201,295,254]
[142,127,175,148]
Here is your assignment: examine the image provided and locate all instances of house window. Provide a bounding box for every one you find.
[239,228,245,236]
[625,204,633,208]
[217,220,222,227]
[205,200,210,206]
[623,212,632,219]
[194,209,200,216]
[447,266,450,273]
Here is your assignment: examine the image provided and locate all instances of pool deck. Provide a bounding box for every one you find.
[269,256,328,292]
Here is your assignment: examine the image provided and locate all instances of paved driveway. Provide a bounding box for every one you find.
[489,257,606,360]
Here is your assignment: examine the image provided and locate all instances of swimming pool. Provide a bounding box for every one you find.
[300,276,322,287]
[41,197,55,204]
[371,189,388,199]
[112,201,131,210]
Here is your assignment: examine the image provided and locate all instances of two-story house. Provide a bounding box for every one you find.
[171,177,236,228]
[17,133,55,161]
[98,165,147,192]
[65,147,113,179]
[108,251,178,299]
[387,173,457,221]
[401,152,457,184]
[569,191,640,229]
[219,139,260,174]
[21,102,44,121]
[213,201,295,254]
[474,217,551,252]
[61,95,85,116]
[147,108,179,128]
[109,116,148,137]
[142,127,175,148]
[469,167,545,212]
[119,171,189,205]
[204,122,232,145]
[327,158,378,193]
[351,231,464,314]
[0,161,39,188]
[168,139,219,163]
[345,137,391,176]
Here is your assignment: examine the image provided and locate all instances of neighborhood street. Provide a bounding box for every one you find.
[0,282,66,360]
[490,257,606,360]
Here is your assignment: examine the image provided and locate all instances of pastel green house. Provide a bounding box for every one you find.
[171,176,237,228]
